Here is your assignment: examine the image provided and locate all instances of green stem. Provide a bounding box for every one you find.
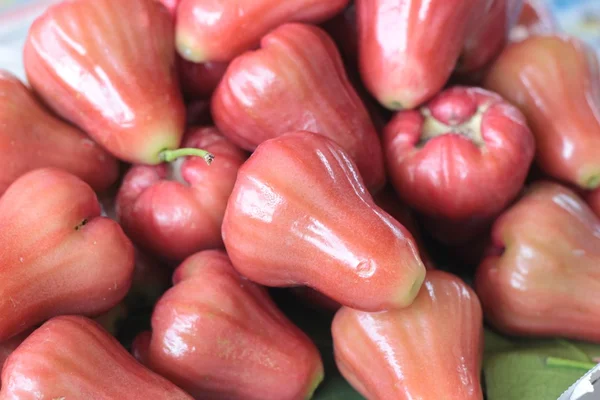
[546,357,597,371]
[159,148,215,165]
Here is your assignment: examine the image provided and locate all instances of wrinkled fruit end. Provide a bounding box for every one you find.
[176,31,206,63]
[305,366,325,400]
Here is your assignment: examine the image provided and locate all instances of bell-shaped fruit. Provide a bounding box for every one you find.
[332,270,484,400]
[222,131,426,312]
[212,23,385,192]
[133,250,324,400]
[0,70,118,195]
[459,0,524,74]
[383,86,535,244]
[24,0,213,165]
[0,316,193,399]
[159,0,180,16]
[0,331,30,388]
[175,0,349,62]
[356,0,477,110]
[117,127,247,261]
[0,168,135,341]
[475,182,600,342]
[484,35,600,189]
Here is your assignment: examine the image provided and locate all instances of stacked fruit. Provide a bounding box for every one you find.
[1,0,599,399]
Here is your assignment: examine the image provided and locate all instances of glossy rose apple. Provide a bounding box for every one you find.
[23,0,207,165]
[212,23,385,192]
[356,0,477,110]
[222,131,426,312]
[484,35,600,189]
[459,0,524,74]
[175,0,349,62]
[0,316,192,399]
[117,127,246,261]
[133,250,324,400]
[333,270,484,400]
[0,70,118,195]
[383,86,535,244]
[476,182,600,341]
[0,168,135,341]
[0,331,30,388]
[159,0,180,16]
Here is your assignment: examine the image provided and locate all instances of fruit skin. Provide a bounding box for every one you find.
[222,131,426,312]
[0,70,119,195]
[158,0,180,16]
[116,127,247,261]
[0,168,135,341]
[133,250,324,400]
[332,270,484,400]
[0,331,30,388]
[175,0,349,62]
[24,0,186,165]
[475,182,600,342]
[459,0,524,74]
[0,316,193,399]
[587,188,600,218]
[356,0,477,110]
[212,23,385,192]
[484,35,600,189]
[509,0,557,42]
[383,86,535,245]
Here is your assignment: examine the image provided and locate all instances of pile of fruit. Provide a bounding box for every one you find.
[1,0,600,399]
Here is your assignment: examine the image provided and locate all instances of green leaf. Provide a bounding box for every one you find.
[483,330,600,400]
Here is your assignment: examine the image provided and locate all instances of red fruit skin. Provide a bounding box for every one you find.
[509,0,557,42]
[0,70,119,195]
[484,35,600,189]
[24,0,186,165]
[373,189,436,270]
[116,127,246,261]
[0,168,135,341]
[175,0,349,62]
[0,331,30,388]
[587,189,600,219]
[133,250,324,400]
[222,131,426,312]
[0,316,193,399]
[383,86,535,245]
[459,0,524,74]
[332,270,484,400]
[475,182,600,341]
[212,23,385,192]
[158,0,180,16]
[356,0,477,110]
[177,57,229,100]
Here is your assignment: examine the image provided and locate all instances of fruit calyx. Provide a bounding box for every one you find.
[417,103,490,148]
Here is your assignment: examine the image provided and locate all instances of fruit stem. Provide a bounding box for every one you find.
[546,357,597,371]
[159,148,215,165]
